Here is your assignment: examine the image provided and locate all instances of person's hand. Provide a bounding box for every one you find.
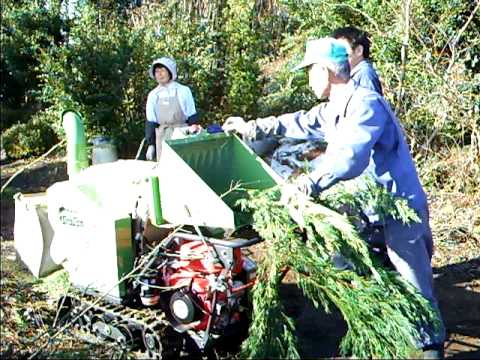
[222,116,248,135]
[294,173,317,197]
[280,183,307,228]
[280,174,317,204]
[280,183,300,206]
[187,124,202,135]
[146,145,156,161]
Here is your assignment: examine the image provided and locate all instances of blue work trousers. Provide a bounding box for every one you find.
[373,207,446,347]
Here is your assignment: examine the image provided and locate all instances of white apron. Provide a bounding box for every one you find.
[154,87,187,161]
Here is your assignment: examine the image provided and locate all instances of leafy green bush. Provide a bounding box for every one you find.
[36,1,263,150]
[140,0,267,122]
[37,4,150,154]
[222,0,263,117]
[254,0,479,156]
[0,0,65,128]
[3,0,478,164]
[2,111,58,159]
[0,107,37,132]
[140,2,224,123]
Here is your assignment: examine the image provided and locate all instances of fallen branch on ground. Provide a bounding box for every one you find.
[1,140,66,194]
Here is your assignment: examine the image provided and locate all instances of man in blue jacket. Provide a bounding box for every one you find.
[332,26,383,95]
[223,37,445,358]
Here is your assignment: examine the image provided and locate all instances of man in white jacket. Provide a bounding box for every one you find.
[145,57,199,161]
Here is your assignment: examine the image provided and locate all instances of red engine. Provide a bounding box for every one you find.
[158,236,257,335]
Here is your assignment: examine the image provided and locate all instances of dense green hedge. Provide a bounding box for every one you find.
[1,0,478,161]
[2,110,58,158]
[0,0,65,129]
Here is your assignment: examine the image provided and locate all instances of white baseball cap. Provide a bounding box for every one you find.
[293,38,348,71]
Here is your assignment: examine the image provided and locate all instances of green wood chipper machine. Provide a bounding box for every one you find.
[14,111,282,358]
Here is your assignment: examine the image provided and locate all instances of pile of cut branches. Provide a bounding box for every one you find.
[238,178,440,359]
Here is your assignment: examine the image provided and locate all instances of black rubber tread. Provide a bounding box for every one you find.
[60,294,182,359]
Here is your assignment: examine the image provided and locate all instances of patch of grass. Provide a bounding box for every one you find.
[11,308,29,332]
[45,346,101,359]
[0,248,38,286]
[418,146,480,195]
[34,270,70,300]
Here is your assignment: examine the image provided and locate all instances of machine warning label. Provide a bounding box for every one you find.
[59,207,85,227]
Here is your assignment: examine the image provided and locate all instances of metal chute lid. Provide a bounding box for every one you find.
[158,133,281,230]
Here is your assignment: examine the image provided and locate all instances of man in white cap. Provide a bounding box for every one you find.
[222,37,445,359]
[145,57,199,161]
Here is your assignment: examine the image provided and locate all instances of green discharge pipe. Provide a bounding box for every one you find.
[150,176,164,226]
[62,110,88,177]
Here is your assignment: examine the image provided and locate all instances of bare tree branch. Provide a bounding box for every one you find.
[1,140,67,194]
[447,0,480,72]
[397,0,412,114]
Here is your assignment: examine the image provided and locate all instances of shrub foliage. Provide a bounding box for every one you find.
[1,0,478,182]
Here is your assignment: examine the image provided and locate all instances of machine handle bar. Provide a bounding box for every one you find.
[174,233,263,249]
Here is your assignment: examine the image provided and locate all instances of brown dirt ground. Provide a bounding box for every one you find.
[1,158,479,358]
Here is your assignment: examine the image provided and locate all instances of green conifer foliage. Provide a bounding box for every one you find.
[238,182,440,358]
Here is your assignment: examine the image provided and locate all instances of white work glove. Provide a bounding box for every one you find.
[294,173,318,197]
[280,173,321,228]
[222,116,249,135]
[280,183,308,228]
[146,145,156,161]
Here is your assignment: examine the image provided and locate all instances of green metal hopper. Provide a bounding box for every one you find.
[158,133,282,230]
